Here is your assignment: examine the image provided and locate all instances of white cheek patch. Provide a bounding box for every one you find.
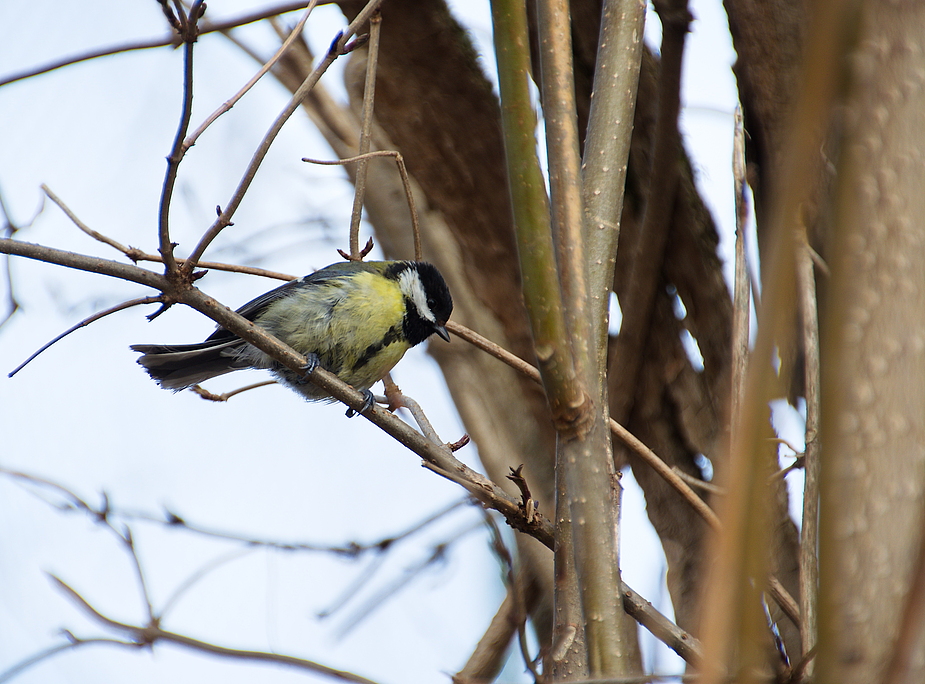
[399,268,436,323]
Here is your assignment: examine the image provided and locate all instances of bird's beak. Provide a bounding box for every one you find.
[434,324,450,342]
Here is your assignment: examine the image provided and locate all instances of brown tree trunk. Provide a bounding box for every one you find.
[818,3,925,682]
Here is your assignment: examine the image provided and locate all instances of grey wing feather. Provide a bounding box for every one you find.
[131,338,248,390]
[204,264,366,342]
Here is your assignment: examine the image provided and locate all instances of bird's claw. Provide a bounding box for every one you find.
[345,390,375,418]
[295,353,320,384]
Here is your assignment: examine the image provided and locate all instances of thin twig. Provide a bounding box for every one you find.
[1,466,469,558]
[191,380,278,401]
[118,525,157,623]
[158,0,206,273]
[182,0,387,273]
[8,296,165,377]
[333,525,479,638]
[0,637,143,684]
[24,188,299,280]
[731,105,750,425]
[796,227,822,665]
[347,9,381,259]
[396,393,443,445]
[482,511,540,680]
[0,185,45,328]
[159,548,258,619]
[0,1,314,88]
[671,467,725,495]
[41,184,132,254]
[183,1,319,151]
[768,455,805,484]
[302,150,421,258]
[133,253,296,280]
[48,575,383,684]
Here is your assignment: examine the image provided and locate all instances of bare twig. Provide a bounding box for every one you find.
[302,150,421,259]
[133,253,296,280]
[731,105,750,424]
[347,9,381,259]
[8,296,165,377]
[671,467,725,495]
[454,583,527,683]
[796,227,822,665]
[0,185,45,328]
[1,466,470,559]
[39,186,297,282]
[0,1,314,88]
[332,525,478,638]
[41,184,132,254]
[158,0,207,273]
[183,0,387,273]
[48,575,383,684]
[183,1,319,151]
[191,380,278,401]
[482,512,540,680]
[768,455,805,484]
[0,637,144,684]
[395,393,443,445]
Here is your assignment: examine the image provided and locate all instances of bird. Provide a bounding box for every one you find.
[131,260,453,413]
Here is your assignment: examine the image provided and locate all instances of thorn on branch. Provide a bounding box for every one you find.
[337,237,375,262]
[125,246,144,263]
[447,434,470,452]
[95,492,111,523]
[506,465,537,524]
[343,33,370,54]
[157,0,182,32]
[164,509,184,525]
[146,302,173,321]
[327,30,345,57]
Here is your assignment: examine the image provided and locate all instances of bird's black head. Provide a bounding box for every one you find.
[390,261,453,346]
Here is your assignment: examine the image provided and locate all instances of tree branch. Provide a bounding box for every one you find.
[48,575,382,684]
[0,1,316,88]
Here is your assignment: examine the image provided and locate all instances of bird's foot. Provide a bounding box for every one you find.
[345,389,376,418]
[295,353,320,384]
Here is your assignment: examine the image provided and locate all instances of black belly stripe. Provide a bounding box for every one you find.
[352,324,403,371]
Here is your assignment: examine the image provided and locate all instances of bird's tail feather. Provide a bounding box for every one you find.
[130,339,248,390]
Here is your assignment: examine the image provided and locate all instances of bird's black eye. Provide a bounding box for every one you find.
[427,298,436,310]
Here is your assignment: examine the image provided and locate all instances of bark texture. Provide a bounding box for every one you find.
[335,0,736,647]
[819,3,925,682]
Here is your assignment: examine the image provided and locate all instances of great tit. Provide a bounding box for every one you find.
[131,260,453,408]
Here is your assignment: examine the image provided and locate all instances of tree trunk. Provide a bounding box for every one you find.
[818,3,925,682]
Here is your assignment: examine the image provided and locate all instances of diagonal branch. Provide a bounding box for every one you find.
[8,295,165,377]
[0,1,314,88]
[49,575,382,684]
[1,236,701,661]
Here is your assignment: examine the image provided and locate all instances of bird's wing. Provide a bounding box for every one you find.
[204,262,372,342]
